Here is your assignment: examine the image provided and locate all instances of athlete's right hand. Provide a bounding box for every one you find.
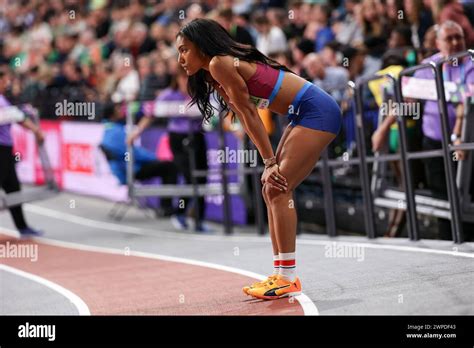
[261,164,288,192]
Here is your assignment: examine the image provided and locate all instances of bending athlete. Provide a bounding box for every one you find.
[176,19,341,300]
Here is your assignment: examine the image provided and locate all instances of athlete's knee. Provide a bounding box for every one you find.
[266,184,293,205]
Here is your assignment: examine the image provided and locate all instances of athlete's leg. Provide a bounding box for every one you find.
[261,124,294,256]
[242,125,294,294]
[250,123,331,298]
[264,126,336,253]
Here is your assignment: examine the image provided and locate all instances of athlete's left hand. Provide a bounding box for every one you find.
[261,164,288,192]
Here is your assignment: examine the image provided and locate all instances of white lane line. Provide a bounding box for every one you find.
[22,203,474,258]
[0,228,318,316]
[0,264,90,315]
[303,240,474,258]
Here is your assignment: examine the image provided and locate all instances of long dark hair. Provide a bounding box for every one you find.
[177,18,294,123]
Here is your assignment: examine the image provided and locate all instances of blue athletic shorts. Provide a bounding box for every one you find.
[287,81,342,135]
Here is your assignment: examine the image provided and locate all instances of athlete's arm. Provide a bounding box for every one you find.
[209,56,274,160]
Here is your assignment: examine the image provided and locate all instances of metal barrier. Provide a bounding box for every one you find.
[125,100,267,233]
[316,50,474,243]
[0,104,58,210]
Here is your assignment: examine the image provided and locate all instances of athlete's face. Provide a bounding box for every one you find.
[176,35,206,76]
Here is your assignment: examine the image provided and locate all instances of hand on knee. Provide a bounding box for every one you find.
[265,184,292,205]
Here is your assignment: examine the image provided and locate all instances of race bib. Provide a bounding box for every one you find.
[249,95,270,109]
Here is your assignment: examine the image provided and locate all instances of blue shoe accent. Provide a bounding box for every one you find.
[170,214,188,230]
[19,227,44,239]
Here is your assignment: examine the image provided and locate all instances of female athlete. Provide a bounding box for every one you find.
[176,19,341,300]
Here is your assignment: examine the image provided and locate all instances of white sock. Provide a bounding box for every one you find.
[279,252,296,282]
[272,254,280,275]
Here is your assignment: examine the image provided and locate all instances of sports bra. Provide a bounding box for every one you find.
[245,62,285,109]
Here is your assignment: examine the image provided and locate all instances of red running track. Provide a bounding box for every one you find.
[0,233,305,315]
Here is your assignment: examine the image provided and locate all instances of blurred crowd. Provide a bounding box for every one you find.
[0,0,473,124]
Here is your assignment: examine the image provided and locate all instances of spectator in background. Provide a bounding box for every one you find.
[42,59,91,120]
[185,3,205,22]
[356,0,389,45]
[284,0,308,41]
[130,22,157,58]
[152,57,172,90]
[86,6,111,39]
[269,51,294,71]
[388,25,413,49]
[50,32,76,64]
[388,25,418,66]
[290,38,314,77]
[303,53,349,104]
[0,67,45,238]
[414,21,473,239]
[361,36,384,78]
[155,0,189,26]
[73,30,107,75]
[19,66,46,109]
[370,51,414,237]
[432,0,474,47]
[340,45,366,81]
[320,40,342,67]
[332,0,364,45]
[100,102,179,218]
[386,0,408,30]
[267,7,290,37]
[234,11,257,39]
[419,25,438,60]
[111,53,140,103]
[253,12,288,55]
[312,4,336,52]
[28,9,54,45]
[137,55,160,101]
[216,8,255,46]
[404,0,434,48]
[128,67,210,233]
